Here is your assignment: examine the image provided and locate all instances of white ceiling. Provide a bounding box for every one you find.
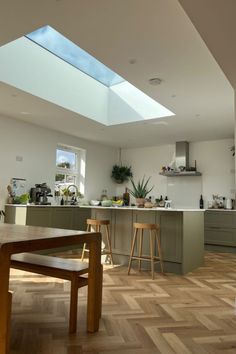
[0,0,234,148]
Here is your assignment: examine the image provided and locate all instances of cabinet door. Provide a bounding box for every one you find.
[5,206,27,225]
[51,207,74,229]
[112,210,133,255]
[91,208,112,222]
[205,228,236,246]
[26,207,52,227]
[205,211,235,228]
[159,212,182,262]
[73,208,91,230]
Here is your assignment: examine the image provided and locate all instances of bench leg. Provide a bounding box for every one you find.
[69,275,79,334]
[7,291,12,354]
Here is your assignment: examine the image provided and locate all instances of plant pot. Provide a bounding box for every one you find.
[113,178,124,184]
[136,198,145,208]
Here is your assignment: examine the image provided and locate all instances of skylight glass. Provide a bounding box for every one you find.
[26,25,124,87]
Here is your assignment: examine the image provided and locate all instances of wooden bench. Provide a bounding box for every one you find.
[11,253,102,333]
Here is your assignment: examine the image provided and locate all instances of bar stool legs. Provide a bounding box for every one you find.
[128,223,164,279]
[81,219,114,266]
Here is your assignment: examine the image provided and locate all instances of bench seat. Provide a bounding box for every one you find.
[11,253,94,333]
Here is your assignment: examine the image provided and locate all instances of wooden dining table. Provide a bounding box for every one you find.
[0,223,102,354]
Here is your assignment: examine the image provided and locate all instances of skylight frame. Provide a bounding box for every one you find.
[25,25,125,88]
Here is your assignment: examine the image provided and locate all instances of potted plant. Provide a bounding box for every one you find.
[129,176,154,207]
[111,165,133,184]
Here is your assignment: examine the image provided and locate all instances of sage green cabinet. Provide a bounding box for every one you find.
[159,212,182,263]
[51,207,74,229]
[26,207,52,227]
[112,210,133,255]
[73,208,91,230]
[205,211,236,249]
[5,206,90,231]
[5,205,204,274]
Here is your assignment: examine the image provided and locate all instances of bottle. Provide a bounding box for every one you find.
[159,195,164,207]
[123,188,130,206]
[199,195,204,209]
[60,196,65,205]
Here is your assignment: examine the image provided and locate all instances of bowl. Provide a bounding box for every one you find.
[101,199,112,207]
[90,200,100,206]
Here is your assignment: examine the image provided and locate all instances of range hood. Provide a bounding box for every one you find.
[159,141,202,176]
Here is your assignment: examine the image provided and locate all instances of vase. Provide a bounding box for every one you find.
[136,198,145,208]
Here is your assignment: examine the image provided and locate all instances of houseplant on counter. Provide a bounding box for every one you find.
[111,164,133,184]
[129,176,154,207]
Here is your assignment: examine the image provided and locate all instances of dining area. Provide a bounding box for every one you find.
[0,224,102,354]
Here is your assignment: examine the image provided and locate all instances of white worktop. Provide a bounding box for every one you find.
[5,204,205,212]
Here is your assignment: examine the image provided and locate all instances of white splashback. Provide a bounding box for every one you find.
[167,176,202,208]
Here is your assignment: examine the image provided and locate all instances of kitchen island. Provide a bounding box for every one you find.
[4,204,204,274]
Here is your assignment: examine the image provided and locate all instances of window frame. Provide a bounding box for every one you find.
[55,144,84,194]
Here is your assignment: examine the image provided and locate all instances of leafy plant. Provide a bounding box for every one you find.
[111,165,133,183]
[129,176,154,198]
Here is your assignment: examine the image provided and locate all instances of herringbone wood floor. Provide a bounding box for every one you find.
[9,252,236,354]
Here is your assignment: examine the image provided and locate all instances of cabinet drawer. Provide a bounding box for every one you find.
[205,228,236,246]
[205,211,236,228]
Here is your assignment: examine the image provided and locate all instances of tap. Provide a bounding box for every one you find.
[67,185,79,205]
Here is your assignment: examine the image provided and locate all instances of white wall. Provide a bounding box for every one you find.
[0,114,234,210]
[0,115,117,209]
[117,139,235,208]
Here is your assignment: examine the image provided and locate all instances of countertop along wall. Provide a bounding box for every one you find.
[0,114,118,210]
[117,139,235,208]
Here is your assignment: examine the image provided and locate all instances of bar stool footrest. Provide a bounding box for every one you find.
[131,256,162,262]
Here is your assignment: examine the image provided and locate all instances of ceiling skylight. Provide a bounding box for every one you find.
[0,25,175,126]
[26,25,124,87]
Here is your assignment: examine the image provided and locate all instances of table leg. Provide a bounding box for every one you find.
[87,235,102,332]
[0,251,11,354]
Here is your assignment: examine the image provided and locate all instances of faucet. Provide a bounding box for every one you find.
[66,185,79,205]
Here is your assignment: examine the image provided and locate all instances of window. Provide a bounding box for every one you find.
[55,145,85,196]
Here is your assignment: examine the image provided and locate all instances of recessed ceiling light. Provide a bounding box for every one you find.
[149,78,162,85]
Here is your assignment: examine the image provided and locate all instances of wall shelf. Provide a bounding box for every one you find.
[159,171,202,177]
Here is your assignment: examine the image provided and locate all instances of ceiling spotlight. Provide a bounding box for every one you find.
[148,78,162,85]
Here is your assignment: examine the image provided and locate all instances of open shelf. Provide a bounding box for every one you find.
[159,171,202,177]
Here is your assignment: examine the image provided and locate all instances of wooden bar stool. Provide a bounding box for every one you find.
[81,219,114,266]
[127,222,164,279]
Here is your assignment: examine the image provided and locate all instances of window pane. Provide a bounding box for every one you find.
[66,175,76,184]
[56,149,76,169]
[55,173,66,182]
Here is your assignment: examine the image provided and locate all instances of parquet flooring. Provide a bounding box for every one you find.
[8,252,236,354]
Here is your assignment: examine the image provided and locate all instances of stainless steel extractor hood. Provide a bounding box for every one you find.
[159,141,202,176]
[175,141,189,170]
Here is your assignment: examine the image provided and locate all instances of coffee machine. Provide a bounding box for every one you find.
[30,183,52,205]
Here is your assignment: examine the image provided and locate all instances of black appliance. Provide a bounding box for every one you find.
[30,183,52,205]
